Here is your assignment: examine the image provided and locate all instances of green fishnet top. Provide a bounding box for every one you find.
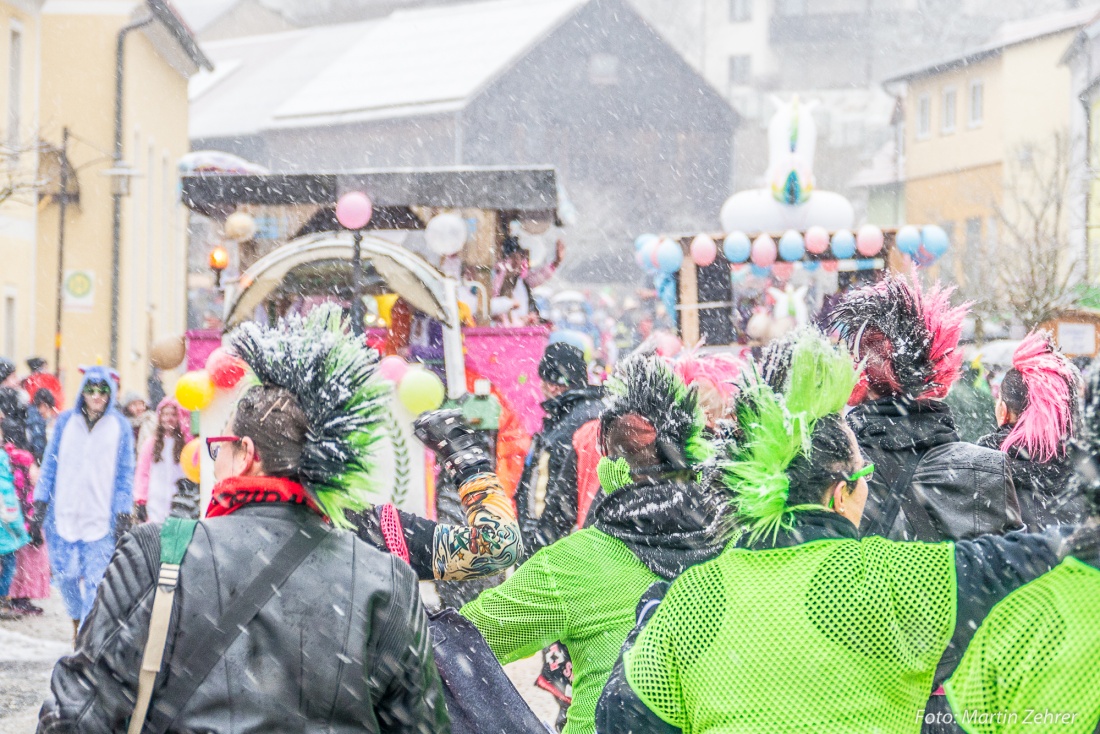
[944,558,1100,734]
[625,536,956,733]
[461,527,661,734]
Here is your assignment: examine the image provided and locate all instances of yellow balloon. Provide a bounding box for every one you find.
[376,293,399,327]
[398,367,445,415]
[175,370,216,412]
[180,437,202,483]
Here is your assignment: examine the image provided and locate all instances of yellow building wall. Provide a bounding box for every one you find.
[0,2,39,368]
[999,31,1076,152]
[36,8,192,402]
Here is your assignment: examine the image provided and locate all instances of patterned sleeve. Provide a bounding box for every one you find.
[432,473,522,581]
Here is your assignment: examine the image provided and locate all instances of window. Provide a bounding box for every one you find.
[3,294,14,359]
[728,55,752,86]
[969,80,984,127]
[942,87,956,134]
[729,0,752,22]
[917,94,931,139]
[8,25,22,148]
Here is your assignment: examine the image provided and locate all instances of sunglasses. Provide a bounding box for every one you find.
[206,435,241,460]
[82,384,110,396]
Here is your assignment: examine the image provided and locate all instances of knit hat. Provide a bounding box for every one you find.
[229,303,389,528]
[0,358,14,384]
[539,342,588,389]
[26,357,46,373]
[829,274,966,401]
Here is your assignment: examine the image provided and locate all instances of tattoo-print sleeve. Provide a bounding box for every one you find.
[432,473,523,581]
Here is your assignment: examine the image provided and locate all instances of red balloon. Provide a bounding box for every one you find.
[772,262,794,280]
[822,260,840,273]
[205,347,247,389]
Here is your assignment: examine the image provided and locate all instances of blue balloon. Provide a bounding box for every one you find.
[778,230,805,261]
[854,259,877,271]
[723,232,752,263]
[655,238,684,274]
[896,225,921,256]
[802,260,820,272]
[921,225,950,257]
[831,229,856,259]
[750,264,771,278]
[634,233,658,252]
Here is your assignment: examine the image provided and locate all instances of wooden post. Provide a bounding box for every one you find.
[679,237,700,345]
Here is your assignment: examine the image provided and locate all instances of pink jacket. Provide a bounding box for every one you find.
[133,398,192,505]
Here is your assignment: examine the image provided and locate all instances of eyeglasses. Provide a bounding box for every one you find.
[82,384,110,396]
[206,436,241,460]
[846,463,875,484]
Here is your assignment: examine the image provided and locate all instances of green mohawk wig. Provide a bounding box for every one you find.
[229,304,390,528]
[726,330,858,544]
[601,354,713,470]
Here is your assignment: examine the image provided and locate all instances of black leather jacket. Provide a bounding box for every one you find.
[37,503,449,733]
[848,398,1022,541]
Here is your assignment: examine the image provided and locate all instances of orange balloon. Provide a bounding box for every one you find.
[180,437,202,483]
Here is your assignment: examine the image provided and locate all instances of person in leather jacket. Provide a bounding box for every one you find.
[38,306,448,734]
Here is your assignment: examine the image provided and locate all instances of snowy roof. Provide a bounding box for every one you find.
[172,0,239,32]
[885,4,1100,84]
[191,0,587,138]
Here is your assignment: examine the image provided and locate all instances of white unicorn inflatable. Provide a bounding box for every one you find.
[720,96,855,234]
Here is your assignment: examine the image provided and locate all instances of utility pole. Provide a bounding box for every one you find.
[54,127,69,376]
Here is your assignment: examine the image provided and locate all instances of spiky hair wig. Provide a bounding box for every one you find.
[1001,330,1079,463]
[230,304,389,527]
[672,350,742,402]
[725,331,858,544]
[600,354,713,470]
[829,274,967,401]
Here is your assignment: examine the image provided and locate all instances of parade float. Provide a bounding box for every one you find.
[174,165,567,516]
[634,97,951,347]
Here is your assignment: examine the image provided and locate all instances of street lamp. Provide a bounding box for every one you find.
[335,191,374,334]
[209,245,229,288]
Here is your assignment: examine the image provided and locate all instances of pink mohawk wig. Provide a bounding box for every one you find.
[673,351,742,402]
[1001,331,1078,463]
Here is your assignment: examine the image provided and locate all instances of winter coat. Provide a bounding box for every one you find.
[943,370,996,443]
[6,444,49,598]
[0,451,29,555]
[38,502,449,733]
[35,366,135,546]
[515,386,605,556]
[977,425,1089,530]
[847,397,1022,542]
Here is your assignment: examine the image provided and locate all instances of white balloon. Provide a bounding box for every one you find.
[425,213,468,256]
[521,232,547,266]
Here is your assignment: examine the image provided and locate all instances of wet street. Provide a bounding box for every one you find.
[0,589,557,733]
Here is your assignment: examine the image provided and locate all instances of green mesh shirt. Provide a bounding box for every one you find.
[461,527,661,734]
[625,536,956,733]
[944,558,1100,734]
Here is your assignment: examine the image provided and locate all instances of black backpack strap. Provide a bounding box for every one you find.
[144,522,328,733]
[864,452,923,538]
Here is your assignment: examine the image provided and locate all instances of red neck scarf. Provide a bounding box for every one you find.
[206,475,327,520]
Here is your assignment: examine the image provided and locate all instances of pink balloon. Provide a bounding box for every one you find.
[378,355,409,383]
[336,191,373,230]
[750,234,777,267]
[856,224,884,257]
[822,259,840,273]
[805,226,830,254]
[772,262,794,280]
[655,332,682,357]
[690,235,717,267]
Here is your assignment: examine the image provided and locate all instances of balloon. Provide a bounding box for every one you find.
[425,213,468,256]
[778,230,805,261]
[822,259,840,273]
[378,355,409,383]
[634,233,658,252]
[750,264,772,278]
[549,330,594,361]
[915,244,938,267]
[375,293,398,326]
[856,224,884,257]
[805,226,830,254]
[175,371,216,412]
[751,234,777,267]
[150,335,186,370]
[336,192,373,230]
[398,367,445,415]
[224,211,256,241]
[746,312,771,340]
[636,237,659,272]
[180,438,202,483]
[523,233,547,267]
[690,234,717,267]
[773,262,795,279]
[896,225,922,255]
[655,332,682,357]
[831,229,856,259]
[921,225,950,257]
[723,232,752,263]
[802,260,820,272]
[655,237,684,274]
[205,347,246,389]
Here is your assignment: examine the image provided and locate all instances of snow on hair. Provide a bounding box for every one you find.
[1001,330,1078,463]
[673,351,742,401]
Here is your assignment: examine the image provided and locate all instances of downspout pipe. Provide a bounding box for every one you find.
[110,10,154,367]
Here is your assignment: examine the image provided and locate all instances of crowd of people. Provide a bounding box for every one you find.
[2,272,1098,733]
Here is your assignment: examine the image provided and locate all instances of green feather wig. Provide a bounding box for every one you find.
[726,331,858,544]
